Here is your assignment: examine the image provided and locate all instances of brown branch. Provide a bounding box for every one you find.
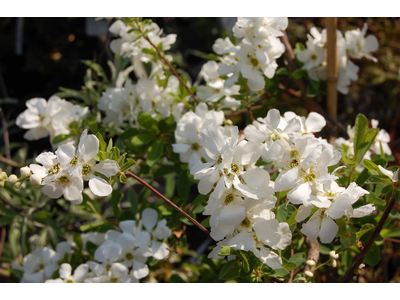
[0,108,11,159]
[0,227,6,259]
[304,237,320,273]
[226,101,297,119]
[247,106,255,122]
[342,193,397,282]
[125,171,210,236]
[143,36,199,104]
[288,241,295,283]
[326,17,338,121]
[0,155,22,168]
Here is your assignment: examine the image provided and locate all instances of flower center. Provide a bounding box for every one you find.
[191,143,200,151]
[48,163,61,175]
[216,155,222,164]
[303,172,316,183]
[110,278,119,283]
[241,217,251,228]
[250,57,259,67]
[82,164,92,176]
[231,164,239,174]
[224,194,234,205]
[66,279,74,283]
[125,253,134,261]
[56,175,70,187]
[69,156,78,166]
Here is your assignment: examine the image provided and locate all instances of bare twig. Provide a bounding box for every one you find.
[326,17,338,121]
[342,193,397,282]
[225,101,297,119]
[288,241,295,283]
[0,155,22,168]
[143,36,199,104]
[125,171,210,236]
[304,237,320,273]
[0,227,6,259]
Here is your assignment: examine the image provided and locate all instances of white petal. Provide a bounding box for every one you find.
[56,144,76,165]
[92,159,120,177]
[151,241,169,260]
[88,174,112,197]
[319,217,339,243]
[78,133,99,162]
[73,264,89,282]
[43,182,64,199]
[132,261,149,279]
[219,205,246,226]
[110,263,128,277]
[287,183,312,205]
[59,263,72,280]
[142,208,158,231]
[305,112,326,133]
[118,233,136,251]
[326,194,351,219]
[64,186,83,204]
[300,211,322,242]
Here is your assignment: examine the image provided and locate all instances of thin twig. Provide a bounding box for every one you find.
[326,17,338,121]
[143,36,199,104]
[226,101,297,119]
[304,237,320,273]
[0,109,11,160]
[288,241,295,283]
[342,193,397,282]
[0,227,6,259]
[125,171,210,236]
[0,155,22,168]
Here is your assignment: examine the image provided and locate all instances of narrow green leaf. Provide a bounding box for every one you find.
[52,134,75,145]
[147,139,164,167]
[110,190,123,218]
[217,246,237,256]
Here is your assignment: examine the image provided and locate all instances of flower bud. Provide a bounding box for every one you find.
[306,260,316,267]
[14,182,21,189]
[331,260,337,268]
[0,180,4,188]
[329,251,339,259]
[0,171,8,181]
[304,271,313,278]
[30,174,42,186]
[358,263,365,270]
[8,174,18,185]
[20,166,31,178]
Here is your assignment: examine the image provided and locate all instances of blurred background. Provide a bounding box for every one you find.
[0,17,399,282]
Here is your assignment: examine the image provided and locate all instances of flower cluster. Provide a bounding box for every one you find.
[98,76,184,127]
[16,96,89,145]
[173,108,378,269]
[29,130,120,204]
[296,24,378,94]
[12,209,171,283]
[213,18,288,91]
[109,18,176,79]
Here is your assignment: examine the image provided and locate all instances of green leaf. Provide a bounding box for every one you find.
[169,274,186,283]
[81,60,108,81]
[79,221,104,232]
[277,203,296,223]
[342,156,358,167]
[340,232,357,247]
[147,139,164,167]
[366,194,386,206]
[177,170,191,201]
[217,246,237,257]
[282,258,298,271]
[95,133,107,152]
[200,217,210,227]
[238,251,250,273]
[364,243,381,266]
[73,234,83,250]
[381,228,400,239]
[288,252,306,267]
[353,114,379,164]
[119,173,127,184]
[52,134,75,145]
[110,190,123,218]
[0,216,15,226]
[292,69,306,79]
[137,112,159,132]
[120,158,136,172]
[128,189,138,216]
[219,261,240,280]
[356,168,370,186]
[264,268,290,278]
[130,131,155,147]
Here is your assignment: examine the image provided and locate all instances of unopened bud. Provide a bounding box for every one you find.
[358,263,365,270]
[0,171,8,180]
[20,166,31,178]
[8,174,18,185]
[331,260,337,268]
[329,251,339,259]
[304,270,313,278]
[14,182,21,189]
[306,260,316,267]
[0,180,4,188]
[30,174,42,186]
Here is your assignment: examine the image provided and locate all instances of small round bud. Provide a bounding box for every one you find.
[358,263,365,270]
[0,171,8,181]
[20,166,31,178]
[331,260,337,268]
[30,174,42,186]
[8,174,18,185]
[304,270,313,278]
[14,182,22,189]
[329,251,339,259]
[306,260,316,266]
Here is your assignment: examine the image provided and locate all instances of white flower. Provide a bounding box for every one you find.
[42,170,84,204]
[46,263,89,283]
[371,119,392,155]
[57,130,120,197]
[377,165,399,182]
[13,247,60,283]
[345,23,378,62]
